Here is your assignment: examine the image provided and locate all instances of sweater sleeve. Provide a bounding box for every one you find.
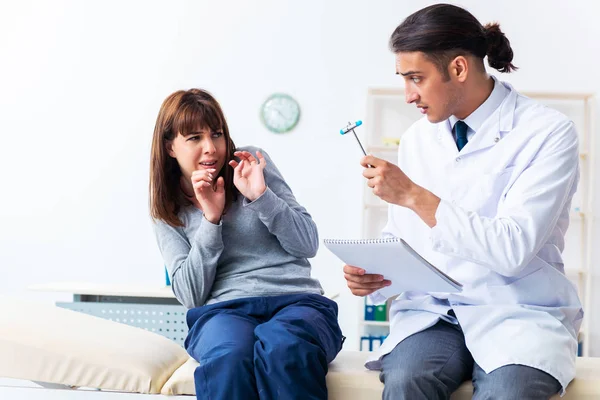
[153,215,224,308]
[242,148,319,258]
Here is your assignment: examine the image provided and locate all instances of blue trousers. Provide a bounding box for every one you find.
[185,293,344,400]
[379,319,561,400]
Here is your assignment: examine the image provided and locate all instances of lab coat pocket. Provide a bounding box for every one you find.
[463,167,515,217]
[502,257,580,307]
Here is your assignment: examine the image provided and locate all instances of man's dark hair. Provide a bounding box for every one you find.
[389,3,517,78]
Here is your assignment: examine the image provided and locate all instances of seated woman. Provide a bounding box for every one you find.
[149,88,343,400]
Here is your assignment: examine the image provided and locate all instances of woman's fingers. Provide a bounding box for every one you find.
[256,151,267,169]
[233,151,251,164]
[191,169,216,183]
[191,169,217,193]
[245,152,257,164]
[239,151,257,164]
[214,177,225,194]
[192,180,211,192]
[232,151,266,179]
[236,159,245,176]
[230,160,245,179]
[234,150,260,165]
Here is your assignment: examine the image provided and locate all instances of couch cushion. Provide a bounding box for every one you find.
[326,351,472,400]
[161,357,197,395]
[0,296,189,394]
[327,351,600,400]
[163,351,600,399]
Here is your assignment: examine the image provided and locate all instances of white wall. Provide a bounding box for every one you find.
[1,0,600,354]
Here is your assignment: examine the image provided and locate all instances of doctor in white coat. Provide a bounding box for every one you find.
[343,4,582,400]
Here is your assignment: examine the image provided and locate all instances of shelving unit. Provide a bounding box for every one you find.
[359,87,596,356]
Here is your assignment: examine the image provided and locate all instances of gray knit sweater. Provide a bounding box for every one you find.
[153,146,323,309]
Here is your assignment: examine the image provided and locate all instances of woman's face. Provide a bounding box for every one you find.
[167,126,227,181]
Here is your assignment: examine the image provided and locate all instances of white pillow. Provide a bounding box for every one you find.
[161,357,197,395]
[0,295,189,394]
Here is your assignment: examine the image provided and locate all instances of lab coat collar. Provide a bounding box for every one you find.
[437,79,517,155]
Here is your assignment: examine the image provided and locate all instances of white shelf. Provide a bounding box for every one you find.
[360,320,390,327]
[28,282,340,302]
[367,145,399,153]
[28,282,176,298]
[364,203,387,209]
[565,268,588,277]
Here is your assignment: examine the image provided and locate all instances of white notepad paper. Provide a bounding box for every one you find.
[324,237,462,298]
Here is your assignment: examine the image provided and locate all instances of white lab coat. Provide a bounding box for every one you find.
[366,79,583,394]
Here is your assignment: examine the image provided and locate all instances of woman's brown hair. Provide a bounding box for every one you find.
[149,89,237,227]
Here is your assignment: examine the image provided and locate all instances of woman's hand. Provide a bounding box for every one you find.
[229,151,267,202]
[191,168,225,224]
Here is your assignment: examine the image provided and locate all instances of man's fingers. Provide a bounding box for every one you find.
[350,288,378,297]
[343,264,365,275]
[346,281,388,291]
[360,155,384,168]
[344,273,385,284]
[362,167,378,179]
[345,278,391,289]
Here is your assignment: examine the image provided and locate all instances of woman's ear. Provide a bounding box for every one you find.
[165,140,176,158]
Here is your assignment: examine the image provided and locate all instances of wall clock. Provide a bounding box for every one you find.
[260,93,300,134]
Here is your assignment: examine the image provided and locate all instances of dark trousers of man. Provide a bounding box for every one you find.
[185,293,344,400]
[379,318,562,400]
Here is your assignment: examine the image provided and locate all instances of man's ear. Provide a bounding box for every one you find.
[449,55,468,83]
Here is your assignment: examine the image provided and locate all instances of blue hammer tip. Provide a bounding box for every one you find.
[356,120,363,126]
[339,129,345,135]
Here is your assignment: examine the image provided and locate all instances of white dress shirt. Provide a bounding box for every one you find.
[366,77,582,395]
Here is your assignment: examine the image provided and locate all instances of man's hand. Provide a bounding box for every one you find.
[361,155,440,227]
[343,264,391,297]
[360,155,420,207]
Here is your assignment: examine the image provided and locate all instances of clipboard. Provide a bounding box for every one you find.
[324,237,462,298]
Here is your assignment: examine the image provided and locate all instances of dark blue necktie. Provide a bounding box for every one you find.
[454,120,468,151]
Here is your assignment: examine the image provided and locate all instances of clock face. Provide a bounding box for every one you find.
[260,93,300,133]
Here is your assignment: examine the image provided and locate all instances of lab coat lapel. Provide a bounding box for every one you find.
[452,83,518,156]
[437,120,459,153]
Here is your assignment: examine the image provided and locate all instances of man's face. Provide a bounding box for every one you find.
[395,52,463,123]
